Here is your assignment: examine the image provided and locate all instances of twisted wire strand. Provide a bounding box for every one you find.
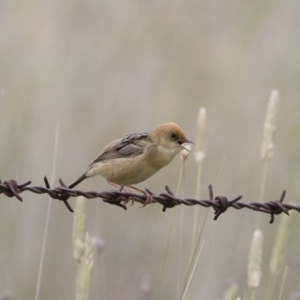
[0,177,295,224]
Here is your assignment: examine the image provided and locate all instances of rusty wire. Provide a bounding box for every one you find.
[0,177,297,223]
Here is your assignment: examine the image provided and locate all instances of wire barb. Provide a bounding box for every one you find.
[0,177,294,224]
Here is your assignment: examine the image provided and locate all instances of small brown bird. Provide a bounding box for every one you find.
[69,122,193,201]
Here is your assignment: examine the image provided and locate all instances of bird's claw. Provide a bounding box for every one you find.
[140,192,153,207]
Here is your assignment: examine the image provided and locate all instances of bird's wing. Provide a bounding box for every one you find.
[90,133,149,164]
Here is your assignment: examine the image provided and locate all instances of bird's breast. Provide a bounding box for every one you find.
[149,144,180,168]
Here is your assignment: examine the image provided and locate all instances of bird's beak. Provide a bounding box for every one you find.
[177,139,194,145]
[177,139,194,152]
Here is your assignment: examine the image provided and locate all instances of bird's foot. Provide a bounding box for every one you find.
[108,181,153,207]
[125,185,153,207]
[140,190,153,207]
[115,185,135,205]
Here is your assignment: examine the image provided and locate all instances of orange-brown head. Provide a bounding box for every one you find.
[149,122,193,156]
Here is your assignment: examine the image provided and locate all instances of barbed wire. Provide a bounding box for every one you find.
[0,177,297,223]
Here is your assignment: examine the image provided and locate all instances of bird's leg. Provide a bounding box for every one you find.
[126,185,153,207]
[107,180,135,205]
[107,181,152,206]
[107,180,121,189]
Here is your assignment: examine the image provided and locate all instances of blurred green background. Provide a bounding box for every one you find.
[1,1,300,299]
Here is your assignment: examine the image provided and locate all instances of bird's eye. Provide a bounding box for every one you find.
[171,132,178,140]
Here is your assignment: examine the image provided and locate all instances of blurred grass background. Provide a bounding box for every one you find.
[1,0,300,299]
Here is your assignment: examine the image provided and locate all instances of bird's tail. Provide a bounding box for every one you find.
[69,173,87,189]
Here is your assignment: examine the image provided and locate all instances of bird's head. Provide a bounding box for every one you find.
[150,122,193,157]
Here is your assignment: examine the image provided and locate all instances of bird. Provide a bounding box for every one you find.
[69,122,193,204]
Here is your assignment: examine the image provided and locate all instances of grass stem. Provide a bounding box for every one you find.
[34,111,60,300]
[278,265,288,300]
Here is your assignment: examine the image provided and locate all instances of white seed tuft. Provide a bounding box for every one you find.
[261,90,279,161]
[181,144,192,161]
[248,229,263,288]
[194,107,207,164]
